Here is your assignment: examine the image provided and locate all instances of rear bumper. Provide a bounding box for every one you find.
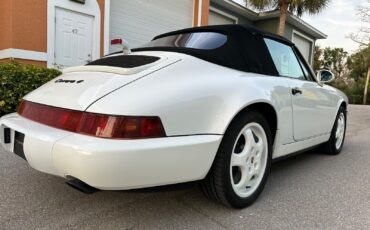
[0,113,222,190]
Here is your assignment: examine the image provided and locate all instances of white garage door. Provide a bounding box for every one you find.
[109,0,194,53]
[208,10,236,25]
[292,33,313,65]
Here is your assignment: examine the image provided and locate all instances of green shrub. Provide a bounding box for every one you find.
[330,79,368,104]
[0,61,62,116]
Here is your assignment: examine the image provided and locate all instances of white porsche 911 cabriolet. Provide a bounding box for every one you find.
[0,25,347,208]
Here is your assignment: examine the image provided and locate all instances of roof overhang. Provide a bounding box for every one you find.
[210,0,327,40]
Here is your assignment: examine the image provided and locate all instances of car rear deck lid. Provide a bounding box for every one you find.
[63,54,166,75]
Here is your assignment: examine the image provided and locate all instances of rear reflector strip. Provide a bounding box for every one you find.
[18,100,166,139]
[4,128,11,144]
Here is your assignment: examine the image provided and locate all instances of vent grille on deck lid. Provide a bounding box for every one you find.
[86,55,160,68]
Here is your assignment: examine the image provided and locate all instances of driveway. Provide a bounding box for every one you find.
[1,105,369,229]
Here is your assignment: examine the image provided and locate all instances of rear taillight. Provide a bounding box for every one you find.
[18,100,166,139]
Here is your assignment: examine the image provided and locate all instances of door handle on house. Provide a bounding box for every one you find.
[292,87,302,95]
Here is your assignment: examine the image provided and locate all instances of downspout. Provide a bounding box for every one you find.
[198,0,203,26]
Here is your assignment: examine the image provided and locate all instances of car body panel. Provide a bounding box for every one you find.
[0,25,348,190]
[88,52,295,143]
[288,79,344,141]
[24,52,180,111]
[0,114,222,189]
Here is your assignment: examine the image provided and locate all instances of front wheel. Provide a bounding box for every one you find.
[201,111,272,208]
[322,106,347,155]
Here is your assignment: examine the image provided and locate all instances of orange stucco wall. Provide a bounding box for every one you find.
[12,0,47,52]
[0,0,47,66]
[0,0,13,50]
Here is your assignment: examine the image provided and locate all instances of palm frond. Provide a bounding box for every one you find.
[303,0,330,15]
[245,0,278,11]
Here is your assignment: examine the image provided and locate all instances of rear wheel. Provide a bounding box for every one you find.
[202,111,272,208]
[322,106,346,155]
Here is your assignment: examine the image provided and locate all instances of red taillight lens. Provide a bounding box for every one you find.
[18,101,166,139]
[18,100,83,132]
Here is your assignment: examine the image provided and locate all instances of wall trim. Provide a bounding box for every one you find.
[104,0,110,55]
[209,6,238,24]
[0,49,47,61]
[47,0,101,67]
[292,29,315,65]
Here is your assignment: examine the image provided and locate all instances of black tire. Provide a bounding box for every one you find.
[201,110,273,209]
[322,106,347,155]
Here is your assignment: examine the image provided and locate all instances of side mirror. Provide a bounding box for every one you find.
[317,70,335,83]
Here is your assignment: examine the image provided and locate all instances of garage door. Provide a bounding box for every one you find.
[208,10,236,25]
[109,0,194,53]
[292,33,313,65]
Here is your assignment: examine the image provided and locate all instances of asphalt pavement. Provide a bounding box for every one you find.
[1,105,370,229]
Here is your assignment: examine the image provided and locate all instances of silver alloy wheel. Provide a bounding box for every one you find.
[335,113,345,150]
[230,122,268,198]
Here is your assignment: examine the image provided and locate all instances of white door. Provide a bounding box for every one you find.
[208,10,236,25]
[55,8,93,68]
[264,38,337,141]
[109,0,194,52]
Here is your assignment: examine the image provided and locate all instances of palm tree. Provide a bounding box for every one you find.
[246,0,330,36]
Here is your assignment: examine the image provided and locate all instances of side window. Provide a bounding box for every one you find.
[296,52,315,81]
[264,38,306,80]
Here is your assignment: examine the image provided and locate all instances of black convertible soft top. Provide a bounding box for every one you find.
[134,24,293,76]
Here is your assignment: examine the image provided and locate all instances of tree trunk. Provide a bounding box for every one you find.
[278,2,289,36]
[363,66,370,105]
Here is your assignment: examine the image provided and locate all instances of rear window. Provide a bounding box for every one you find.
[138,32,227,50]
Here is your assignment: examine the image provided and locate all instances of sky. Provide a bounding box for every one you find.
[234,0,370,53]
[301,0,369,52]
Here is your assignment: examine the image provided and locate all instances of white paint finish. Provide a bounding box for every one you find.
[288,79,339,141]
[55,8,94,68]
[53,133,221,189]
[208,7,237,25]
[274,133,331,158]
[292,29,314,65]
[88,52,294,143]
[0,114,71,176]
[0,113,221,190]
[109,0,194,52]
[23,52,179,111]
[0,48,47,61]
[47,0,100,68]
[0,49,348,189]
[87,51,346,155]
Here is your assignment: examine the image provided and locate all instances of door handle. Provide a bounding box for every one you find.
[292,87,302,95]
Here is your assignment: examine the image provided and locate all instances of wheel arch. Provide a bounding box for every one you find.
[340,101,347,111]
[225,102,278,145]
